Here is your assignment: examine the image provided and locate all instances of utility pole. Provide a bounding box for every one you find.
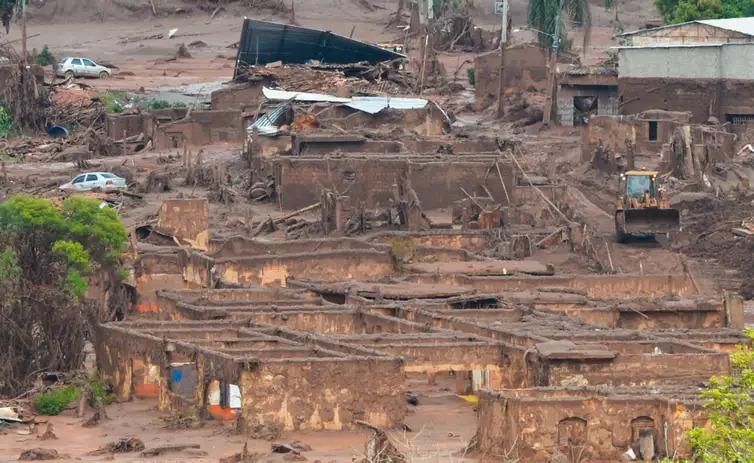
[21,0,27,64]
[543,11,561,124]
[495,0,508,119]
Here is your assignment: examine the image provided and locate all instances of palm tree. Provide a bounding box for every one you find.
[527,0,591,123]
[527,0,592,52]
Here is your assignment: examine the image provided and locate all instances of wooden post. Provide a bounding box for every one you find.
[543,50,558,124]
[21,0,27,64]
[495,0,508,119]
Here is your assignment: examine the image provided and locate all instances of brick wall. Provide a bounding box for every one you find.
[619,78,754,123]
[274,157,516,210]
[240,359,405,431]
[154,110,243,149]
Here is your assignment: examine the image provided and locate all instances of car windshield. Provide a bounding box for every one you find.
[100,173,116,178]
[626,175,652,198]
[58,58,67,64]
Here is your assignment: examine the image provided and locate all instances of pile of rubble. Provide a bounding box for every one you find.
[237,61,416,96]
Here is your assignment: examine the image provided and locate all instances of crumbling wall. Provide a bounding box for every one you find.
[407,273,693,298]
[584,111,735,173]
[316,105,447,137]
[215,250,394,286]
[210,82,265,111]
[240,359,405,431]
[558,83,619,127]
[135,252,186,314]
[474,45,550,102]
[619,78,754,124]
[210,236,373,257]
[476,389,705,462]
[542,351,730,387]
[156,199,209,251]
[154,110,243,149]
[369,231,490,251]
[273,156,515,210]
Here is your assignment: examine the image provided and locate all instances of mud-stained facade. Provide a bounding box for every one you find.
[476,386,707,461]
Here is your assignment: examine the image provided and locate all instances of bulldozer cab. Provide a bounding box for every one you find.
[624,173,655,199]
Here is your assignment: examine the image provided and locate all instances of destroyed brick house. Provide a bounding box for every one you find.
[558,66,619,127]
[582,110,736,174]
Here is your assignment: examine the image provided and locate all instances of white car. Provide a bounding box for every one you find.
[56,57,112,79]
[60,172,127,192]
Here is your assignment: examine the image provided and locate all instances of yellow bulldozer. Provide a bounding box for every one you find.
[615,168,680,243]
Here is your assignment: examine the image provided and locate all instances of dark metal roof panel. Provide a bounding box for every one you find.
[234,18,403,76]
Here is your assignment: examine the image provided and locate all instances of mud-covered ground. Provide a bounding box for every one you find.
[0,374,477,462]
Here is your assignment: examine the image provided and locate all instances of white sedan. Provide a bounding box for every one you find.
[60,172,128,192]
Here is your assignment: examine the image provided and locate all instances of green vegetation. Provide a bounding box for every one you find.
[528,0,591,51]
[0,195,127,297]
[36,45,53,66]
[101,91,124,114]
[90,380,116,406]
[101,92,190,114]
[144,99,187,110]
[34,387,81,416]
[466,67,475,87]
[0,103,13,137]
[655,0,754,24]
[0,195,128,397]
[685,328,754,462]
[661,329,754,462]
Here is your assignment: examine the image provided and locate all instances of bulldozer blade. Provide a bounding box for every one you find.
[623,208,680,234]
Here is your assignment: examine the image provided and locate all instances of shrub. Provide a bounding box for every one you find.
[36,45,53,66]
[90,380,116,405]
[34,387,81,416]
[466,67,475,87]
[0,104,12,137]
[101,91,124,114]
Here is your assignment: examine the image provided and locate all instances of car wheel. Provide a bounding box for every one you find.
[99,71,109,79]
[64,70,74,80]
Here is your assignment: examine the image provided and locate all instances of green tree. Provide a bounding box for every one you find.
[0,0,22,34]
[655,0,754,24]
[528,0,591,51]
[681,328,754,462]
[0,195,128,396]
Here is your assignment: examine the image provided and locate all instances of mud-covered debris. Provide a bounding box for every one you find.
[272,440,311,454]
[89,437,146,455]
[245,423,281,440]
[140,444,201,457]
[37,423,57,440]
[161,413,200,429]
[219,442,267,463]
[175,43,192,59]
[143,171,172,193]
[357,420,406,463]
[19,448,64,460]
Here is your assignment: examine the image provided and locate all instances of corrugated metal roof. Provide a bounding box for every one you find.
[620,17,754,38]
[261,86,428,115]
[698,17,754,35]
[262,87,351,103]
[247,103,288,137]
[345,96,428,115]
